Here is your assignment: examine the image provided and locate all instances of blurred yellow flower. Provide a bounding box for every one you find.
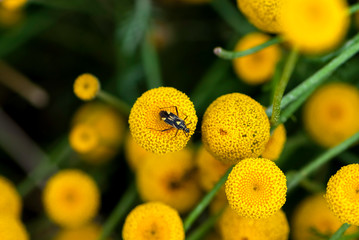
[225,158,287,219]
[129,87,197,154]
[261,124,286,161]
[202,93,270,165]
[0,7,23,27]
[236,0,284,33]
[122,202,185,240]
[219,207,289,240]
[69,124,99,154]
[73,73,101,101]
[0,176,21,218]
[136,147,202,213]
[43,169,100,228]
[325,164,359,226]
[1,0,27,10]
[303,83,359,148]
[281,0,349,54]
[54,223,104,240]
[292,194,358,240]
[233,33,281,85]
[0,216,29,240]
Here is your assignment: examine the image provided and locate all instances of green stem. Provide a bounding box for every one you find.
[329,223,351,240]
[266,32,359,118]
[270,48,299,127]
[97,90,131,116]
[183,166,233,232]
[97,182,137,240]
[214,36,283,60]
[338,230,359,240]
[287,131,359,192]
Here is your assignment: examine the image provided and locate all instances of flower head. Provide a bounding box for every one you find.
[325,164,359,226]
[129,87,197,154]
[0,176,21,218]
[1,0,27,10]
[122,202,185,240]
[233,33,281,85]
[261,124,286,161]
[281,0,349,54]
[136,147,201,213]
[303,83,359,148]
[43,169,100,228]
[236,0,284,33]
[69,124,99,154]
[73,73,101,101]
[202,93,270,165]
[292,194,358,240]
[0,216,29,240]
[219,207,289,240]
[54,223,105,240]
[225,158,287,219]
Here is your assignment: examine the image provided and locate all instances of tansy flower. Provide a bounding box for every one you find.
[236,0,284,33]
[280,0,349,54]
[0,216,29,240]
[225,158,287,219]
[1,0,27,10]
[219,207,289,240]
[129,87,197,154]
[201,93,270,165]
[73,73,101,101]
[122,202,185,240]
[54,223,105,240]
[43,169,100,228]
[0,176,21,218]
[261,124,286,161]
[136,147,202,213]
[292,194,358,240]
[233,33,281,85]
[303,83,359,148]
[325,164,359,226]
[69,124,99,154]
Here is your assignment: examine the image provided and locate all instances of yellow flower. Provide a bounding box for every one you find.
[281,0,349,54]
[201,93,270,165]
[196,145,231,192]
[0,216,29,240]
[236,0,284,33]
[1,0,27,10]
[43,169,100,228]
[233,33,281,85]
[69,124,99,154]
[225,158,287,219]
[292,194,358,240]
[73,73,101,101]
[0,176,21,218]
[129,87,197,154]
[122,202,185,240]
[325,164,359,226]
[219,207,289,240]
[261,124,286,161]
[136,147,202,214]
[54,223,105,240]
[303,83,359,148]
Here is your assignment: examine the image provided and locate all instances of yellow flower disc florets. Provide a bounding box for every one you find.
[281,0,349,54]
[233,32,281,85]
[73,73,101,101]
[303,83,359,148]
[122,202,185,240]
[1,0,27,10]
[202,93,270,165]
[219,207,289,240]
[0,216,29,240]
[0,176,22,218]
[43,169,100,228]
[225,158,287,219]
[325,164,359,226]
[136,148,202,213]
[129,87,197,154]
[236,0,284,33]
[292,194,358,240]
[261,124,286,161]
[69,124,99,154]
[54,223,104,240]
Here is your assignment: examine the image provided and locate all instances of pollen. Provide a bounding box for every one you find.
[1,0,27,10]
[54,223,104,240]
[129,87,197,154]
[0,176,22,218]
[303,83,359,148]
[201,93,270,165]
[122,202,185,240]
[280,0,349,54]
[43,169,100,228]
[325,164,359,226]
[225,158,287,219]
[233,32,281,85]
[261,124,286,161]
[69,124,99,154]
[73,73,101,101]
[0,216,29,240]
